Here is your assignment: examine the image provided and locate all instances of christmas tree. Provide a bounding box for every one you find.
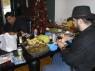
[31,0,49,34]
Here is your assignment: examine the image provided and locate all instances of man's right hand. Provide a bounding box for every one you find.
[56,39,67,50]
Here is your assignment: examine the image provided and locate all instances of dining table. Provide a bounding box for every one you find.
[0,45,58,71]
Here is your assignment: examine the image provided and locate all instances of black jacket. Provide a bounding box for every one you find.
[62,24,95,71]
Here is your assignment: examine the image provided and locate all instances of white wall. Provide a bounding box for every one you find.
[55,0,67,24]
[55,0,95,24]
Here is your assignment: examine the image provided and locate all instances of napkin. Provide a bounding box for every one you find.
[0,33,17,52]
[47,43,58,51]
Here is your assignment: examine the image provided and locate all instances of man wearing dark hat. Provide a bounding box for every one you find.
[43,6,95,71]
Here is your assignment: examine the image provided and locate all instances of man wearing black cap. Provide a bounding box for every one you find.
[43,6,95,71]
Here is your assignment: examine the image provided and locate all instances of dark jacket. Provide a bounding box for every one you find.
[3,18,30,33]
[62,24,95,71]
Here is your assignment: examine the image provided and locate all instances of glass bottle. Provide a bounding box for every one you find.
[33,28,38,37]
[17,31,23,47]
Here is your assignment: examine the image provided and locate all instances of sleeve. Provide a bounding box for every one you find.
[62,34,95,66]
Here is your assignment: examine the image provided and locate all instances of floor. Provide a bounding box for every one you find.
[14,56,52,71]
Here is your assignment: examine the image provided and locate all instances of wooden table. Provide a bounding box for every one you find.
[0,46,59,71]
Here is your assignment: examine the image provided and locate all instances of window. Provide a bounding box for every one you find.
[1,0,11,15]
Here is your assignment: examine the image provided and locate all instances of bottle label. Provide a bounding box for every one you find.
[19,37,23,44]
[17,47,22,56]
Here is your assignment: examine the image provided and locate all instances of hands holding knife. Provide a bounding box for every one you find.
[56,33,74,50]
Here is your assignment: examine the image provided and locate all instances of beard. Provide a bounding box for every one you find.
[74,23,81,33]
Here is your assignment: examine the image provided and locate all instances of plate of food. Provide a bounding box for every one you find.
[27,44,49,58]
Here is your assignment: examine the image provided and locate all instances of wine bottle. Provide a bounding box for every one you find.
[17,31,23,47]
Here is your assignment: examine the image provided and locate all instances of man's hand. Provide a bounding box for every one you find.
[56,39,67,50]
[61,34,73,42]
[56,34,73,50]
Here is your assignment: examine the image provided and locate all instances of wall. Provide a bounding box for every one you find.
[55,0,95,24]
[55,0,67,24]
